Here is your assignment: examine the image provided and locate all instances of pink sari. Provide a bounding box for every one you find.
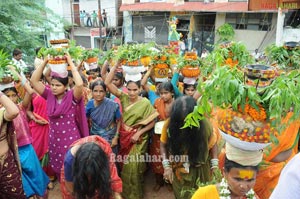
[29,94,49,159]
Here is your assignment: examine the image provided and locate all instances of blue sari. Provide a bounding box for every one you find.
[86,98,121,153]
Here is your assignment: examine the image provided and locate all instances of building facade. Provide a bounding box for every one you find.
[120,0,299,53]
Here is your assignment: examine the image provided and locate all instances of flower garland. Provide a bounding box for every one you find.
[219,178,256,199]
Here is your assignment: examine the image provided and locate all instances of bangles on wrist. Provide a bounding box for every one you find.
[210,158,219,169]
[162,159,171,169]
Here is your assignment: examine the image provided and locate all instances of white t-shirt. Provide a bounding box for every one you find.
[269,153,300,199]
[12,58,27,71]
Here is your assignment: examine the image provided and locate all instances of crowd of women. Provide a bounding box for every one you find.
[0,49,299,199]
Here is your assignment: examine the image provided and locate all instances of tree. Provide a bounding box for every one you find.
[216,23,235,43]
[0,0,63,63]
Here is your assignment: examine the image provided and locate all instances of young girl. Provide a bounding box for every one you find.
[183,83,196,97]
[3,86,49,198]
[85,80,121,154]
[30,55,89,179]
[105,63,158,199]
[150,81,175,191]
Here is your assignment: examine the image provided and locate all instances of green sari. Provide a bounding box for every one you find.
[119,93,158,199]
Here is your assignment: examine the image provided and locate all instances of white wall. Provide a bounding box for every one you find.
[214,13,276,52]
[283,28,300,43]
[45,0,65,40]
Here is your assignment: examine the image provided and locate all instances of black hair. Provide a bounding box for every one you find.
[91,80,106,91]
[13,48,22,57]
[72,142,112,199]
[51,76,69,86]
[183,83,197,94]
[114,72,124,81]
[24,66,35,75]
[87,67,100,75]
[126,80,141,88]
[224,157,259,173]
[178,75,184,83]
[140,90,148,98]
[80,74,88,85]
[35,47,42,55]
[68,71,73,78]
[158,81,174,94]
[2,87,18,95]
[167,96,210,164]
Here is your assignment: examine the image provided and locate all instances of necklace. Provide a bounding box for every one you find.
[219,178,256,199]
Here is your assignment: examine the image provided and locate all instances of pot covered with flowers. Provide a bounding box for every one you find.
[81,48,100,64]
[43,47,69,77]
[150,47,176,82]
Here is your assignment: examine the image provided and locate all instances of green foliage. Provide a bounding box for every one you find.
[150,46,177,66]
[177,56,202,69]
[98,49,114,65]
[261,70,300,128]
[0,0,63,63]
[0,49,19,81]
[80,48,100,61]
[265,44,300,69]
[43,47,67,57]
[68,40,84,60]
[187,66,300,132]
[216,23,235,42]
[115,42,156,62]
[206,42,254,69]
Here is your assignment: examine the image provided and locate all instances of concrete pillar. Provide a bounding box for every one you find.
[123,11,133,43]
[275,8,285,46]
[215,13,226,43]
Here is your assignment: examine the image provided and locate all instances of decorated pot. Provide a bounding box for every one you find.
[85,57,98,64]
[217,108,274,144]
[245,64,277,79]
[181,66,200,78]
[140,56,151,66]
[283,41,299,50]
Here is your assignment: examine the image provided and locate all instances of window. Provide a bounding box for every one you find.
[225,13,272,31]
[284,10,300,28]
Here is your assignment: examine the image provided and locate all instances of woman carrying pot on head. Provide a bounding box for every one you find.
[160,96,218,199]
[30,55,89,180]
[105,61,159,199]
[86,80,121,154]
[192,143,261,199]
[60,135,122,199]
[0,90,25,198]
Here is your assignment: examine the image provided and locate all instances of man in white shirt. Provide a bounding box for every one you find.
[12,48,27,72]
[269,153,300,199]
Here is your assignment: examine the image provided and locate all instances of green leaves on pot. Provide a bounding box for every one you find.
[0,49,19,81]
[80,48,100,61]
[265,44,300,69]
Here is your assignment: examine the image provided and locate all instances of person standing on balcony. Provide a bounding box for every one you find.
[102,9,108,27]
[86,11,92,27]
[92,10,98,27]
[80,10,86,27]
